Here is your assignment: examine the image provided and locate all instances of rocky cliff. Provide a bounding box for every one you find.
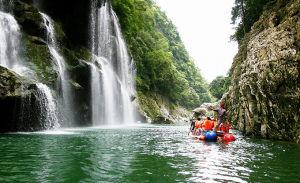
[0,0,93,131]
[223,0,300,142]
[0,66,51,131]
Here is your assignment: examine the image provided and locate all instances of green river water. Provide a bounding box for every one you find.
[0,124,299,183]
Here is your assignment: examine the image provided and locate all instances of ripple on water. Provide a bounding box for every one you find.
[0,125,300,183]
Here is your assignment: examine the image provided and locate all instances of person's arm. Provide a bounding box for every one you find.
[209,106,217,112]
[213,108,219,112]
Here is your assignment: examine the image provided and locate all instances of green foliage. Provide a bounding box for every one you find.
[110,0,211,109]
[136,91,162,119]
[231,0,274,44]
[209,76,231,100]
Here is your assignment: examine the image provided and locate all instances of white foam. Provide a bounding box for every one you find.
[12,129,77,135]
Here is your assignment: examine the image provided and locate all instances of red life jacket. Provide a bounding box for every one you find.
[220,121,230,131]
[212,119,217,128]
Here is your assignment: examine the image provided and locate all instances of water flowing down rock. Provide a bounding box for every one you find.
[0,66,59,132]
[0,11,25,74]
[89,0,136,125]
[0,8,59,131]
[40,12,75,126]
[35,83,59,129]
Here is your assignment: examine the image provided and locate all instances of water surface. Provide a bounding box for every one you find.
[0,125,299,183]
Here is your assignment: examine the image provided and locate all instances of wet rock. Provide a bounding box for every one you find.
[153,115,174,124]
[137,92,192,124]
[0,66,44,132]
[13,0,45,37]
[223,1,300,142]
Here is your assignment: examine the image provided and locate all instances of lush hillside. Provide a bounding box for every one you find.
[110,0,212,113]
[209,76,231,100]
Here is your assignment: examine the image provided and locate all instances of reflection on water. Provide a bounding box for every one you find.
[0,125,300,182]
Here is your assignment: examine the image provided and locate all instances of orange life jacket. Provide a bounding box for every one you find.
[203,120,213,130]
[195,120,201,129]
[196,119,207,129]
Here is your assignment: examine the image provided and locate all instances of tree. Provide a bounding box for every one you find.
[231,0,272,44]
[209,76,231,100]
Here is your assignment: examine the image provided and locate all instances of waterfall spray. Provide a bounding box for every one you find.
[89,0,136,125]
[0,10,59,129]
[35,83,60,128]
[41,12,75,126]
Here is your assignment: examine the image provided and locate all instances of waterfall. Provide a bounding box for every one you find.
[35,83,60,129]
[0,9,59,129]
[90,0,135,125]
[0,11,38,80]
[40,12,74,126]
[0,11,22,72]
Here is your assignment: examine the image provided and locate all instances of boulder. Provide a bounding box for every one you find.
[0,66,46,132]
[192,102,219,118]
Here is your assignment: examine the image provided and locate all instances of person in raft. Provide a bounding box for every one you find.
[189,118,197,135]
[201,117,213,132]
[194,117,202,135]
[209,103,229,133]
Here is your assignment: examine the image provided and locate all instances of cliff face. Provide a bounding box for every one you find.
[0,0,92,132]
[0,66,48,131]
[223,0,300,142]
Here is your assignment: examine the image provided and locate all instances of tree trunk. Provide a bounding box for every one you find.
[241,0,246,35]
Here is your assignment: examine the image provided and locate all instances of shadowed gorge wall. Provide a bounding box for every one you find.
[34,0,91,47]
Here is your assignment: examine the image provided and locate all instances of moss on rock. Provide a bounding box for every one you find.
[23,35,57,84]
[13,0,45,37]
[137,91,162,121]
[0,66,48,132]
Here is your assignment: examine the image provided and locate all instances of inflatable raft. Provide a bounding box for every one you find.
[190,131,235,142]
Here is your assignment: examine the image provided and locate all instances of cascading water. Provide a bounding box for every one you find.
[34,83,60,129]
[0,6,59,129]
[0,11,23,73]
[41,12,74,126]
[90,0,136,125]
